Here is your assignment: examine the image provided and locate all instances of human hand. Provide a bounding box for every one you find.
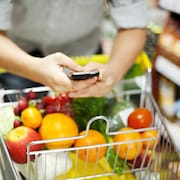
[35,53,97,93]
[69,62,119,97]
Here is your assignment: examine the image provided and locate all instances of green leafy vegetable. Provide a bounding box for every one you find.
[106,146,129,176]
[72,97,106,132]
[0,106,15,139]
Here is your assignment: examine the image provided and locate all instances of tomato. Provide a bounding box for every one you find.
[127,108,153,129]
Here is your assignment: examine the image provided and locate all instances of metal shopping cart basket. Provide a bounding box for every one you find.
[0,53,180,180]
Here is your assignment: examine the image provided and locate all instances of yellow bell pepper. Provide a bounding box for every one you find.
[57,152,135,180]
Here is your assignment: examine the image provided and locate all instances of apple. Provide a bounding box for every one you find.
[6,126,43,164]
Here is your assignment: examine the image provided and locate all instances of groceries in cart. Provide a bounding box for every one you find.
[0,88,162,180]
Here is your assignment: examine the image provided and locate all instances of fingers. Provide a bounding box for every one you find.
[42,53,113,96]
[69,83,105,98]
[84,62,101,69]
[71,77,97,91]
[53,52,84,72]
[47,70,98,94]
[84,62,105,81]
[47,74,72,93]
[69,78,105,98]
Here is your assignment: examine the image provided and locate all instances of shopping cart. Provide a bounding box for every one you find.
[0,53,180,180]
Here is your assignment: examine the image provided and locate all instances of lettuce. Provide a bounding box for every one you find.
[0,106,15,139]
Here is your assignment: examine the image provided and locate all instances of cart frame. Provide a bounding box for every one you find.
[0,59,180,179]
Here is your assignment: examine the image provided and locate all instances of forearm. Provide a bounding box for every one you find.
[108,28,147,82]
[0,32,87,92]
[0,32,40,81]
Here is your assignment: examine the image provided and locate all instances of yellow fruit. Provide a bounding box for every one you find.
[141,129,159,149]
[57,153,135,180]
[39,113,78,149]
[113,127,143,160]
[21,107,42,129]
[74,130,107,162]
[58,153,108,179]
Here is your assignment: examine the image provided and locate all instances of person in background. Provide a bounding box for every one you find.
[0,0,148,97]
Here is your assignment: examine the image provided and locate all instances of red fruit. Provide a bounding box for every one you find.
[61,109,72,117]
[45,104,58,114]
[6,126,43,164]
[130,149,152,168]
[18,96,28,111]
[13,119,22,128]
[42,96,57,105]
[14,106,20,116]
[128,108,153,129]
[58,93,72,106]
[36,102,44,110]
[27,91,37,100]
[61,105,72,117]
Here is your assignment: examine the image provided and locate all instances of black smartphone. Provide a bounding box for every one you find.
[69,71,99,80]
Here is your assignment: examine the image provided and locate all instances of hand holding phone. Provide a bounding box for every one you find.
[69,71,99,80]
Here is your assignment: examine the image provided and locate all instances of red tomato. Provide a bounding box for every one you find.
[127,108,153,129]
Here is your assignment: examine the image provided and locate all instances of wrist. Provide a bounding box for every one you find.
[107,60,124,82]
[17,56,42,82]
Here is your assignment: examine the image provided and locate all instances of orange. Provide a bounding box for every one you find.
[113,127,143,160]
[39,113,78,149]
[74,129,107,162]
[21,107,42,129]
[141,129,159,149]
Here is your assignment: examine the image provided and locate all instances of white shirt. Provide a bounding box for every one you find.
[0,0,149,56]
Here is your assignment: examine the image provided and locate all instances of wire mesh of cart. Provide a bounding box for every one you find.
[0,53,180,180]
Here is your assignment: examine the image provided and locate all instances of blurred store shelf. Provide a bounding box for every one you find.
[164,118,180,153]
